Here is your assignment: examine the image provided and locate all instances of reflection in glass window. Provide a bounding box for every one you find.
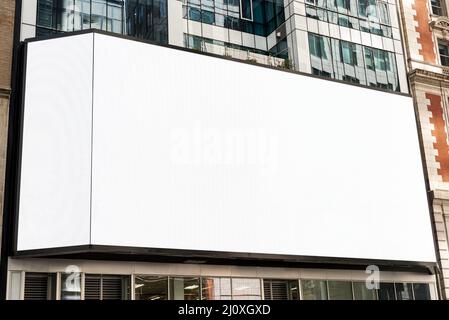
[341,41,356,65]
[301,280,328,300]
[36,0,168,43]
[202,277,232,300]
[170,277,201,300]
[134,276,168,300]
[352,282,377,300]
[307,0,392,37]
[309,33,326,58]
[413,283,431,300]
[60,272,81,300]
[182,0,284,37]
[378,283,396,300]
[240,0,253,20]
[309,33,399,91]
[395,283,413,300]
[328,281,353,300]
[232,278,262,300]
[126,0,168,43]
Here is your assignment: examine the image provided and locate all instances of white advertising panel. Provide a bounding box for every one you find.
[18,32,436,262]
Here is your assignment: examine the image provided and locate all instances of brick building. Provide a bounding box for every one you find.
[0,0,15,282]
[399,0,449,299]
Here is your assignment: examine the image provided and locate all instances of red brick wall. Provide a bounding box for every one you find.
[413,0,436,63]
[427,93,449,181]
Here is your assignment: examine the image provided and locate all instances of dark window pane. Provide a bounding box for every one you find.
[241,0,253,20]
[413,283,431,300]
[24,273,56,300]
[135,276,168,300]
[395,283,413,300]
[431,0,444,15]
[378,283,396,300]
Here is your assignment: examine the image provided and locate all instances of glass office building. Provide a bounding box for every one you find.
[18,0,406,92]
[35,0,168,42]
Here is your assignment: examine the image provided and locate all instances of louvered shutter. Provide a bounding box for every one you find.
[102,276,123,300]
[263,280,289,300]
[84,274,101,300]
[24,273,48,300]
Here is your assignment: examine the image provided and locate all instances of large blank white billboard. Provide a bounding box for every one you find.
[18,32,436,263]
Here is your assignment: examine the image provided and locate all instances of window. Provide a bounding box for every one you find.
[378,283,396,300]
[309,33,399,91]
[60,272,81,300]
[439,41,449,66]
[373,48,390,71]
[395,283,413,300]
[24,273,56,300]
[308,33,327,58]
[431,0,444,16]
[201,277,232,300]
[328,281,353,300]
[352,282,377,300]
[301,279,328,300]
[364,47,375,70]
[240,0,253,20]
[169,277,201,300]
[135,275,168,300]
[84,274,130,300]
[341,41,357,65]
[202,10,215,24]
[336,0,351,11]
[413,283,431,300]
[232,278,262,300]
[263,279,299,300]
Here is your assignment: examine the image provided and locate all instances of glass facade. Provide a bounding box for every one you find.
[184,33,287,59]
[302,279,432,300]
[36,0,168,43]
[18,271,433,300]
[308,32,400,91]
[183,0,285,37]
[306,0,392,38]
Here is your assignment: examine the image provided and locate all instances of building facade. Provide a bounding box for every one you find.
[0,0,16,298]
[0,0,442,300]
[17,0,409,93]
[398,0,449,300]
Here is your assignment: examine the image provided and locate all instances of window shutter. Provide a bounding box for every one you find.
[102,276,123,300]
[263,280,289,300]
[84,274,101,300]
[24,273,55,300]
